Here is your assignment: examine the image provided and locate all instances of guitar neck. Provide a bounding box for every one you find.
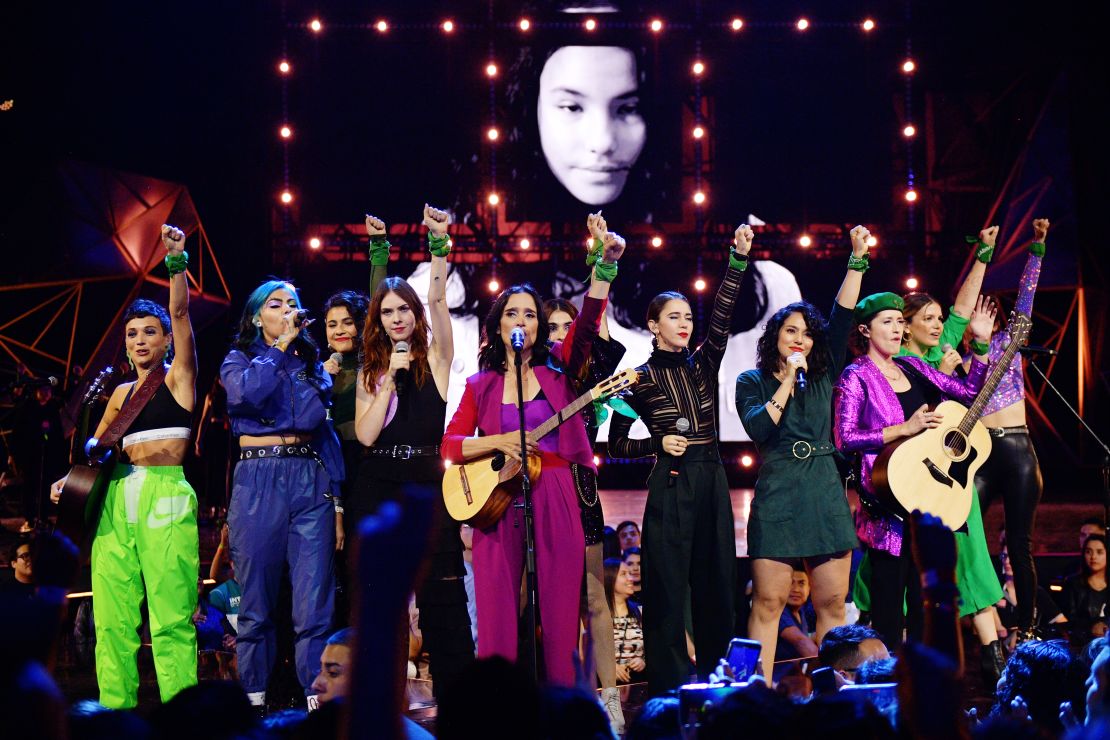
[529,387,598,442]
[958,320,1028,434]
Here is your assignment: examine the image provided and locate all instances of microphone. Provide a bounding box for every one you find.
[1020,345,1058,357]
[13,376,59,388]
[667,417,691,488]
[292,309,309,328]
[394,340,410,395]
[510,327,526,353]
[942,343,968,378]
[327,352,343,375]
[789,353,807,391]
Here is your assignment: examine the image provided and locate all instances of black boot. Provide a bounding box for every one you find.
[980,640,1005,688]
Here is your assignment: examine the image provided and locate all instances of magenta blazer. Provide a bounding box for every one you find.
[442,296,604,471]
[832,354,988,555]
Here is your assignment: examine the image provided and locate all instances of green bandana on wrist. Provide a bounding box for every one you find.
[728,248,749,272]
[593,260,618,283]
[164,251,188,276]
[969,339,990,356]
[1028,241,1046,257]
[585,237,604,267]
[847,253,870,273]
[427,232,451,258]
[368,235,391,266]
[965,236,995,264]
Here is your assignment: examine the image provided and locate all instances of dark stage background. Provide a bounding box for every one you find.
[1,1,1107,496]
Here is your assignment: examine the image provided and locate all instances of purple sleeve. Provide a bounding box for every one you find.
[833,369,886,454]
[220,347,289,413]
[1014,252,1043,317]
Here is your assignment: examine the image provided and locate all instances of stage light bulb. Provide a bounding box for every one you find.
[796,18,810,31]
[584,18,597,31]
[519,238,531,249]
[692,126,705,139]
[279,125,292,139]
[651,236,663,248]
[905,277,919,290]
[866,235,878,247]
[309,18,322,33]
[278,60,291,74]
[902,59,916,73]
[741,454,754,468]
[486,63,498,77]
[862,18,876,31]
[487,192,500,206]
[442,20,455,33]
[519,18,531,31]
[375,20,388,33]
[308,237,321,250]
[593,455,601,466]
[694,278,707,292]
[903,124,916,138]
[650,19,663,33]
[799,234,812,248]
[488,279,500,293]
[693,191,706,205]
[280,190,293,204]
[692,61,705,76]
[904,188,918,202]
[487,127,499,141]
[731,18,744,31]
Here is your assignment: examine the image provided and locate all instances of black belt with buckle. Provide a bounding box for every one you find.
[364,444,440,460]
[763,440,836,464]
[987,425,1029,438]
[240,444,314,460]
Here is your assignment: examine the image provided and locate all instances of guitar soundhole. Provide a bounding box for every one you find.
[943,430,967,458]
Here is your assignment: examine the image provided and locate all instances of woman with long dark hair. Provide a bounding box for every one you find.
[832,292,994,648]
[441,220,624,685]
[735,226,871,678]
[220,278,344,710]
[608,224,753,694]
[1063,533,1108,645]
[604,557,645,685]
[51,225,200,708]
[350,204,472,696]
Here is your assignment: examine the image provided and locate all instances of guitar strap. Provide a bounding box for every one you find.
[893,356,943,408]
[93,363,168,455]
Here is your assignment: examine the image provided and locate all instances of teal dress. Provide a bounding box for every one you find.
[735,303,858,558]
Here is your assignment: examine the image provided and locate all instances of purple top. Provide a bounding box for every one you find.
[833,354,988,555]
[500,397,560,453]
[978,252,1043,417]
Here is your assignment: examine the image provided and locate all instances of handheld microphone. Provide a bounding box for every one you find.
[16,376,59,388]
[394,341,410,395]
[292,309,309,328]
[789,353,807,391]
[1019,345,1058,357]
[327,352,343,375]
[942,343,968,378]
[510,327,526,353]
[668,417,691,487]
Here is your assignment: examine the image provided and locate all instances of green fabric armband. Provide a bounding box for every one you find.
[427,232,451,258]
[164,251,188,276]
[728,248,749,272]
[969,339,990,356]
[368,235,391,266]
[592,260,618,283]
[585,237,604,267]
[965,235,995,264]
[1028,241,1046,257]
[847,253,870,273]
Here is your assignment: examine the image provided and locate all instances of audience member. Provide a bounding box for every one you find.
[854,656,898,685]
[793,692,897,739]
[1063,534,1109,645]
[2,538,35,599]
[311,628,354,704]
[623,546,642,596]
[616,520,641,553]
[1080,518,1106,551]
[697,681,794,738]
[996,537,1066,646]
[989,639,1087,735]
[775,569,819,664]
[1082,644,1110,727]
[818,624,890,684]
[626,695,681,740]
[605,557,646,684]
[537,685,613,740]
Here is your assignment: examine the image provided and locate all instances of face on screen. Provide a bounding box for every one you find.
[537,45,646,206]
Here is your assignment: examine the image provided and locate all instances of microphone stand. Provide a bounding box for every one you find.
[513,343,541,683]
[1027,359,1110,526]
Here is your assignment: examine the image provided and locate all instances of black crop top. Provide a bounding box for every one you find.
[125,381,193,434]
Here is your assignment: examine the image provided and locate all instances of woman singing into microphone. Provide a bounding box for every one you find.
[735,225,871,679]
[441,219,624,685]
[221,279,344,710]
[609,224,753,694]
[351,204,471,695]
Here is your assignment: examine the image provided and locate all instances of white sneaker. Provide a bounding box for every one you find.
[600,687,625,737]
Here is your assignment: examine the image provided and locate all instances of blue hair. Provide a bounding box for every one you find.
[233,280,300,352]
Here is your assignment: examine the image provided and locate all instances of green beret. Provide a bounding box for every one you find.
[854,292,905,323]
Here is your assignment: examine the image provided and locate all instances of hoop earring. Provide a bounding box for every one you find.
[126,351,135,371]
[254,319,262,328]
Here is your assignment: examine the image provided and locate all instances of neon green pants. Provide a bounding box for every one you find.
[91,464,199,708]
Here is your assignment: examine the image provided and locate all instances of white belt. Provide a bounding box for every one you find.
[122,427,192,449]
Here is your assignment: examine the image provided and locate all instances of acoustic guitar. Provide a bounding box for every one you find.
[871,312,1033,529]
[443,368,638,529]
[55,366,115,547]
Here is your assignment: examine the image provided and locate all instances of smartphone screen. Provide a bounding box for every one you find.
[811,666,838,695]
[724,638,762,681]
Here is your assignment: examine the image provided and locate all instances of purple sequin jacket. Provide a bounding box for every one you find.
[979,252,1043,417]
[832,354,988,555]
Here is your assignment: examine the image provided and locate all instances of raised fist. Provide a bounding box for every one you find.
[423,203,450,236]
[1032,218,1050,242]
[601,231,626,263]
[161,224,186,254]
[979,225,999,247]
[586,211,608,242]
[849,225,871,257]
[365,214,387,237]
[733,224,754,255]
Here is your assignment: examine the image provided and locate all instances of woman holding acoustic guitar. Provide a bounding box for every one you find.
[351,204,473,696]
[440,216,624,685]
[832,291,995,647]
[51,224,199,709]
